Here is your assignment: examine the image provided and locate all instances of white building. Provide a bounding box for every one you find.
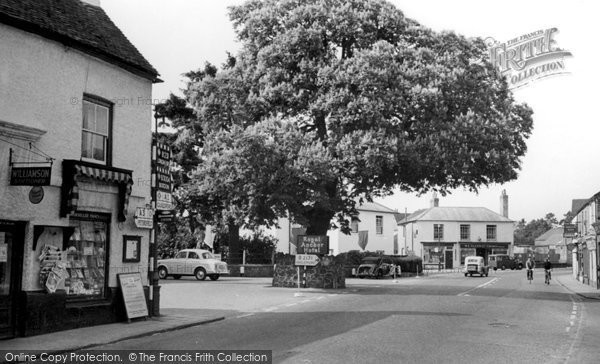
[398,191,514,268]
[270,201,398,255]
[0,0,159,337]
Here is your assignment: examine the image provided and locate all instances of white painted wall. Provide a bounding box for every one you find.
[0,24,154,289]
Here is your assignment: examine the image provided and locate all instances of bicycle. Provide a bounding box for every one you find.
[527,269,533,284]
[545,269,551,285]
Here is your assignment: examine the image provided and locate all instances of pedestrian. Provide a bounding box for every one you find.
[544,258,552,284]
[526,257,535,283]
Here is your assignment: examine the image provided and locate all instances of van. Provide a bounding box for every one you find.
[463,256,489,277]
[489,254,523,271]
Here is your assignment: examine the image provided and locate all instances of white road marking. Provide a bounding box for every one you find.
[457,278,499,296]
[566,327,571,333]
[284,303,298,307]
[263,306,279,312]
[236,313,255,319]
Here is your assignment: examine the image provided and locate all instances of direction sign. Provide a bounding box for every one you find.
[134,206,154,229]
[295,254,320,266]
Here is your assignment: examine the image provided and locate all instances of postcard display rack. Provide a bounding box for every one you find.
[39,221,107,297]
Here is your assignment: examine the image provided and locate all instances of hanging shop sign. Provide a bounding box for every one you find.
[10,166,51,186]
[563,223,576,238]
[297,235,330,255]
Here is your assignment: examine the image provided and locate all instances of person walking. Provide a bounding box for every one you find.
[526,257,535,283]
[544,258,553,285]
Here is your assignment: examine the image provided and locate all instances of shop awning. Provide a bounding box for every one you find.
[61,160,133,222]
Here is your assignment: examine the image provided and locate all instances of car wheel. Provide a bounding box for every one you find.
[501,265,506,270]
[158,267,168,280]
[173,275,182,280]
[493,267,497,271]
[464,273,468,277]
[485,272,489,277]
[469,273,473,277]
[194,267,207,281]
[518,264,523,270]
[209,274,220,281]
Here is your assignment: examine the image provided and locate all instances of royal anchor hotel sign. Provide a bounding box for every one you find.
[487,28,572,89]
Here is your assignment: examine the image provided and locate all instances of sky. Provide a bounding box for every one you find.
[102,0,600,222]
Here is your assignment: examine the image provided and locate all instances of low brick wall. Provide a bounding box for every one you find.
[273,255,345,289]
[228,264,274,277]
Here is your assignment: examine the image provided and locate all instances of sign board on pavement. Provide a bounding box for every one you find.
[295,254,320,266]
[297,235,329,255]
[117,273,149,320]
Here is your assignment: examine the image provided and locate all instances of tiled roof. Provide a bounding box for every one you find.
[399,206,513,224]
[571,199,589,216]
[534,227,564,246]
[0,0,159,81]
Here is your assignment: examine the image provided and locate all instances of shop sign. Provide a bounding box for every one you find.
[69,211,111,222]
[563,223,576,238]
[10,166,51,186]
[461,243,508,249]
[297,235,329,255]
[134,207,154,229]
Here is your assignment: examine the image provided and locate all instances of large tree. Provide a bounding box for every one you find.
[184,0,534,241]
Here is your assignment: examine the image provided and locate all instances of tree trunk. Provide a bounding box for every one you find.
[227,219,242,264]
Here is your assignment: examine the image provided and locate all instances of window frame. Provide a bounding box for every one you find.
[375,215,383,235]
[81,94,113,166]
[486,225,497,241]
[460,224,470,241]
[433,224,444,240]
[350,217,359,234]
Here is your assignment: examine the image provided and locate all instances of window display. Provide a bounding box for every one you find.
[37,216,108,298]
[64,220,107,297]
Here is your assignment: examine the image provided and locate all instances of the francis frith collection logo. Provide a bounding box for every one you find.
[486,28,572,89]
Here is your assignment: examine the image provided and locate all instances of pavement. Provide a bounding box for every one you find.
[1,270,598,354]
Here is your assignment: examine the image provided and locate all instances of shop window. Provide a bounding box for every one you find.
[81,96,112,165]
[376,216,383,235]
[486,225,497,241]
[37,214,109,299]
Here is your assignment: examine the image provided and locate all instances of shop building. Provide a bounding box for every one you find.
[569,196,599,289]
[398,191,514,268]
[0,0,160,337]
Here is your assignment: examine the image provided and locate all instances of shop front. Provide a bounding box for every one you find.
[459,242,511,266]
[422,243,455,269]
[0,220,25,339]
[10,160,151,337]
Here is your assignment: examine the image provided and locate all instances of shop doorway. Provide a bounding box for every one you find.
[445,250,453,269]
[0,220,25,339]
[475,248,487,263]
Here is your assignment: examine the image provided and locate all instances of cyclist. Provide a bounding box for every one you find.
[526,257,535,283]
[544,258,553,285]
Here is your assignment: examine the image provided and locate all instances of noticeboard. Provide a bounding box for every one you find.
[297,235,329,255]
[117,273,149,320]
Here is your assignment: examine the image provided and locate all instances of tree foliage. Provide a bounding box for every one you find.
[514,213,560,246]
[183,0,534,236]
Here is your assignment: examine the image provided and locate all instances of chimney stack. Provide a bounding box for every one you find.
[500,190,508,218]
[430,192,439,208]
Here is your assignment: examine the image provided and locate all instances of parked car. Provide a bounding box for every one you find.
[157,249,229,281]
[356,256,401,278]
[463,256,489,277]
[489,254,523,270]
